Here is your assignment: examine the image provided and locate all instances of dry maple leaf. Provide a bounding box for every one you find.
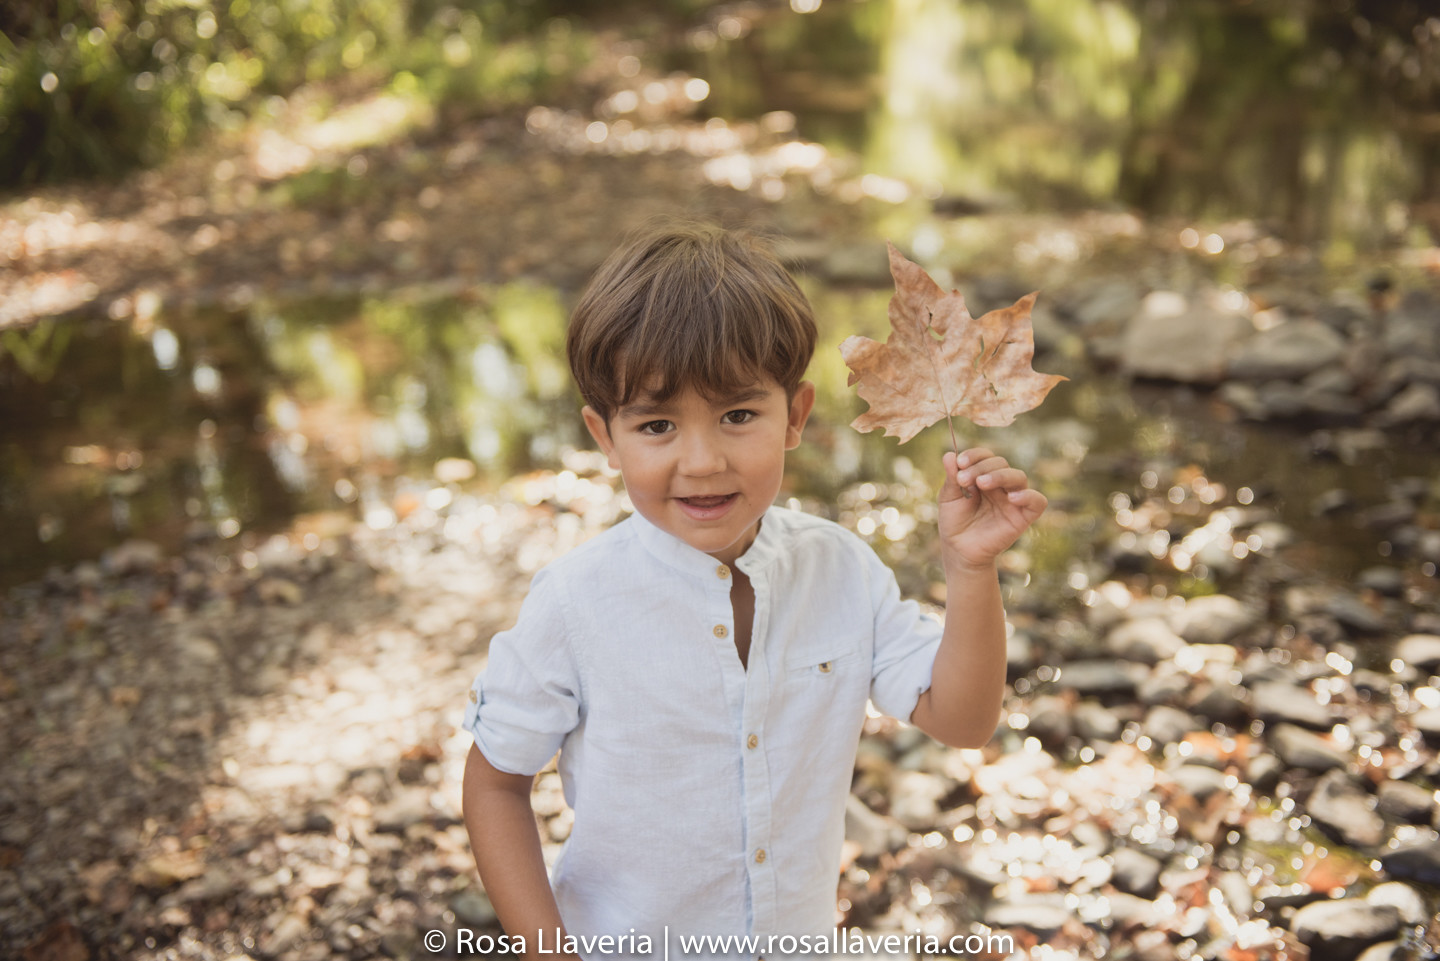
[840,243,1066,444]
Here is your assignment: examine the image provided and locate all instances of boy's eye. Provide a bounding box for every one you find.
[722,409,757,425]
[638,420,673,435]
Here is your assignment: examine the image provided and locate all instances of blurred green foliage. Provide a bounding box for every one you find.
[0,0,596,187]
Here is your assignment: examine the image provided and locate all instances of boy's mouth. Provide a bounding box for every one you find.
[676,493,738,518]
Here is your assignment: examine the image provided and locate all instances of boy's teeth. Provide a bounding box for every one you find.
[684,495,729,506]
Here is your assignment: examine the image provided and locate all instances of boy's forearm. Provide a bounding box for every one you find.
[461,746,578,961]
[912,560,1008,748]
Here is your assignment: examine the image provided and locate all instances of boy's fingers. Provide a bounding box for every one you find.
[955,447,994,469]
[972,467,1029,491]
[956,456,1013,487]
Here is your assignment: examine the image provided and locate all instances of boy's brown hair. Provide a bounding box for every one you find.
[567,221,817,421]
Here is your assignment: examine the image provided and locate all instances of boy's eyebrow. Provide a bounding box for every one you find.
[617,385,771,418]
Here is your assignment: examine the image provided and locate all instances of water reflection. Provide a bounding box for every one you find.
[0,287,583,584]
[2,277,1434,593]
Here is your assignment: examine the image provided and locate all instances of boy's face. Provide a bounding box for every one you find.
[582,377,815,567]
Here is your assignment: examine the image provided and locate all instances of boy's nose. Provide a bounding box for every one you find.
[677,432,725,475]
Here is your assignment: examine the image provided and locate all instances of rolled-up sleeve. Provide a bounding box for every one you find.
[863,545,944,722]
[463,568,581,776]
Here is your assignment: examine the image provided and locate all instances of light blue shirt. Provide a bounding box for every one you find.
[463,505,943,956]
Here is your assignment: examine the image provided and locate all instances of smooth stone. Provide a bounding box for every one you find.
[1120,292,1250,384]
[1378,383,1440,425]
[1375,779,1437,824]
[1290,900,1400,961]
[1171,764,1231,803]
[1357,567,1406,597]
[1379,836,1440,884]
[1393,634,1440,671]
[1109,847,1163,899]
[1107,618,1188,664]
[985,899,1073,936]
[1228,319,1347,381]
[1325,593,1387,634]
[1026,694,1076,747]
[1188,681,1249,725]
[1250,681,1334,730]
[1269,724,1349,773]
[844,794,906,859]
[1306,770,1385,849]
[1143,705,1201,746]
[1170,595,1260,645]
[1055,660,1147,696]
[449,888,497,926]
[1246,753,1286,793]
[1364,882,1428,926]
[1073,701,1123,742]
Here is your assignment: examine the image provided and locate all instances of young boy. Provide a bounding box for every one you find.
[460,222,1046,959]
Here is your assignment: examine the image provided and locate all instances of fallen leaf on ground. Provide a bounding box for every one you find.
[840,243,1066,443]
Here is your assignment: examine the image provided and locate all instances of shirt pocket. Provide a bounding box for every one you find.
[783,635,864,679]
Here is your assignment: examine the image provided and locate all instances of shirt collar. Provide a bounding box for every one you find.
[628,506,781,580]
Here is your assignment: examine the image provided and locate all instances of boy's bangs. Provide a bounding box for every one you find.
[614,259,788,410]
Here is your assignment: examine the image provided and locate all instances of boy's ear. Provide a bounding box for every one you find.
[581,406,621,470]
[784,381,816,450]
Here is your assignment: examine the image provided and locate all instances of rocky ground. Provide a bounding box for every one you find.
[3,427,1440,961]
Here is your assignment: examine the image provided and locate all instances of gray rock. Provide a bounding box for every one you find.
[1171,764,1231,803]
[1107,619,1187,664]
[1364,882,1428,925]
[985,899,1072,936]
[1074,700,1123,741]
[1250,681,1333,730]
[1138,670,1192,706]
[101,538,165,576]
[1306,770,1384,849]
[1382,290,1440,359]
[890,771,948,830]
[1109,846,1163,898]
[1216,870,1257,918]
[1170,595,1260,645]
[1410,708,1440,742]
[1246,752,1286,793]
[1393,634,1440,671]
[1143,705,1200,746]
[1188,681,1249,725]
[1026,694,1076,746]
[1101,891,1162,927]
[1357,568,1406,597]
[1228,320,1347,381]
[1070,278,1142,331]
[1377,383,1440,425]
[1270,724,1349,772]
[1355,943,1402,961]
[1055,660,1147,696]
[1376,779,1436,824]
[1291,899,1400,961]
[450,888,498,926]
[1325,593,1387,634]
[1120,291,1251,384]
[845,794,906,859]
[1379,835,1440,884]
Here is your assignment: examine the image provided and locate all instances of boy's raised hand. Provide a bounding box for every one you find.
[938,448,1046,571]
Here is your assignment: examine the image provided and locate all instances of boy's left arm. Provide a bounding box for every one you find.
[910,447,1046,749]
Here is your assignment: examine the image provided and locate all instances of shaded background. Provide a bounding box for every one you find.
[2,2,1440,960]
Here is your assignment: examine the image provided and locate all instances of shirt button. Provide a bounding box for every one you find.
[468,689,478,702]
[818,661,833,673]
[754,848,766,864]
[713,624,728,639]
[716,565,730,579]
[746,734,758,749]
